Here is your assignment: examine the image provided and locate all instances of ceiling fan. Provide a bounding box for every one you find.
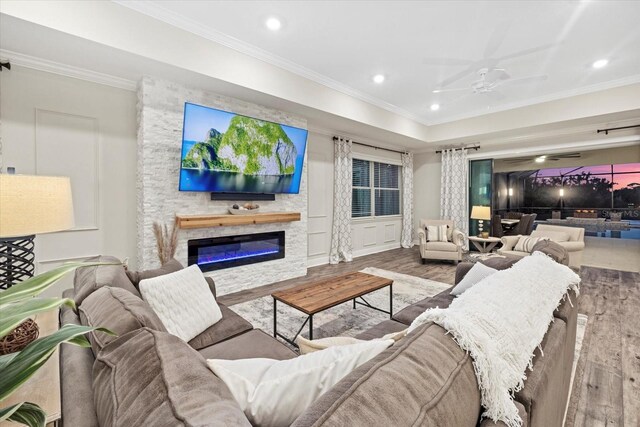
[504,153,582,163]
[432,67,548,94]
[425,22,553,94]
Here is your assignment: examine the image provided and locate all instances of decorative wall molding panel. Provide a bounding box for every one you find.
[35,109,100,230]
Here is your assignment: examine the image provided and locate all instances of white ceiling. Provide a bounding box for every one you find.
[117,0,640,125]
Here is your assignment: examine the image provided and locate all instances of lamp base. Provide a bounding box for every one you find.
[0,235,35,289]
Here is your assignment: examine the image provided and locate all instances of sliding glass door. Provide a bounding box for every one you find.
[469,159,493,238]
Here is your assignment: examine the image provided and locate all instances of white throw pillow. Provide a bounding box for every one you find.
[208,340,393,427]
[139,264,222,342]
[427,224,449,242]
[514,236,550,252]
[531,230,570,242]
[296,329,407,354]
[450,262,498,296]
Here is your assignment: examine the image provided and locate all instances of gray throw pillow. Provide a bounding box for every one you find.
[73,255,140,305]
[125,258,184,288]
[78,287,166,355]
[531,240,569,265]
[93,328,251,427]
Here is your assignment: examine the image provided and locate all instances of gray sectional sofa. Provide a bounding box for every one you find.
[60,255,577,427]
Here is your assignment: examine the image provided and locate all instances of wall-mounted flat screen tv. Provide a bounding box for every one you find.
[179,102,308,194]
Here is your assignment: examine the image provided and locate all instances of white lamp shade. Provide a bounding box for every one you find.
[470,205,491,220]
[0,174,75,238]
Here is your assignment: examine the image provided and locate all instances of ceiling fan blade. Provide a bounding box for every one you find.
[483,22,511,58]
[498,43,556,61]
[432,86,469,93]
[422,58,475,66]
[499,75,548,87]
[436,65,477,89]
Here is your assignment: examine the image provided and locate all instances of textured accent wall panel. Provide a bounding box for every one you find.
[137,77,307,295]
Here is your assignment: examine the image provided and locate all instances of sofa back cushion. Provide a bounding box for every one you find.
[78,287,166,355]
[74,255,140,305]
[291,322,481,427]
[534,224,584,242]
[93,328,251,427]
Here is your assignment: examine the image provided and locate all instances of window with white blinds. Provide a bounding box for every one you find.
[352,159,401,218]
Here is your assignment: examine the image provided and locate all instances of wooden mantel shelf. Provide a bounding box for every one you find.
[175,212,301,229]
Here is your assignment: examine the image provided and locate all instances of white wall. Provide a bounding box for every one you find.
[307,132,403,266]
[0,66,138,296]
[413,152,442,232]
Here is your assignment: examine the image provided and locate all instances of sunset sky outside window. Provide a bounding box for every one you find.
[532,163,640,190]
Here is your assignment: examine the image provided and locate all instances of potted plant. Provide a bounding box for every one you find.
[0,263,112,426]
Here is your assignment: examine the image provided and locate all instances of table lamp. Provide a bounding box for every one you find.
[470,205,491,238]
[0,174,75,289]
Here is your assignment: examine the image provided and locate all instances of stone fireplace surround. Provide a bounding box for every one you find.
[137,77,308,295]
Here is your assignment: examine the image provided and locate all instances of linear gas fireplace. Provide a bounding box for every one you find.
[188,231,285,272]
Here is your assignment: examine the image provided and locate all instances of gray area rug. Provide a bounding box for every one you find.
[230,267,451,344]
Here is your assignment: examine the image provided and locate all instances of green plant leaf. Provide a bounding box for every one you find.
[0,402,45,427]
[0,298,76,339]
[0,262,118,308]
[0,324,113,401]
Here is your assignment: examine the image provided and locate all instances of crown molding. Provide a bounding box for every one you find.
[111,0,430,126]
[426,74,640,126]
[466,135,640,160]
[0,49,137,91]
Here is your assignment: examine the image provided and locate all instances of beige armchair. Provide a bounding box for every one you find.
[498,224,585,269]
[416,219,465,264]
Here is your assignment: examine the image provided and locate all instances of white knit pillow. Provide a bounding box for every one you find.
[514,236,549,253]
[207,340,393,427]
[427,225,449,242]
[139,264,222,342]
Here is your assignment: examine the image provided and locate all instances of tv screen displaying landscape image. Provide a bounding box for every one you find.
[179,102,308,194]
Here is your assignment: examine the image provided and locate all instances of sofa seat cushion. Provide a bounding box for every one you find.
[198,329,297,361]
[425,241,458,252]
[188,304,253,350]
[79,287,166,355]
[291,322,481,427]
[74,255,139,305]
[515,319,568,427]
[93,328,250,427]
[354,319,408,340]
[125,258,183,289]
[393,289,455,325]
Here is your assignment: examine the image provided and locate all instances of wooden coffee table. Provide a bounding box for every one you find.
[272,272,393,346]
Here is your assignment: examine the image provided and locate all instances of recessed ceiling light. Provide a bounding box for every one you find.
[373,74,385,84]
[432,89,442,93]
[430,103,440,111]
[592,59,608,69]
[265,17,282,31]
[535,155,547,163]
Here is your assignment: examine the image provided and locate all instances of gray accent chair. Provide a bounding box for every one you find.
[416,219,465,264]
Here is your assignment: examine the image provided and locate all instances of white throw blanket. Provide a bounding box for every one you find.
[408,252,580,427]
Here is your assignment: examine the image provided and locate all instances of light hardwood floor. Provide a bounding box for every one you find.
[219,247,640,426]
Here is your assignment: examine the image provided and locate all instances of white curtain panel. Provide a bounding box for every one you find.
[329,137,353,264]
[440,148,469,250]
[401,152,414,248]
